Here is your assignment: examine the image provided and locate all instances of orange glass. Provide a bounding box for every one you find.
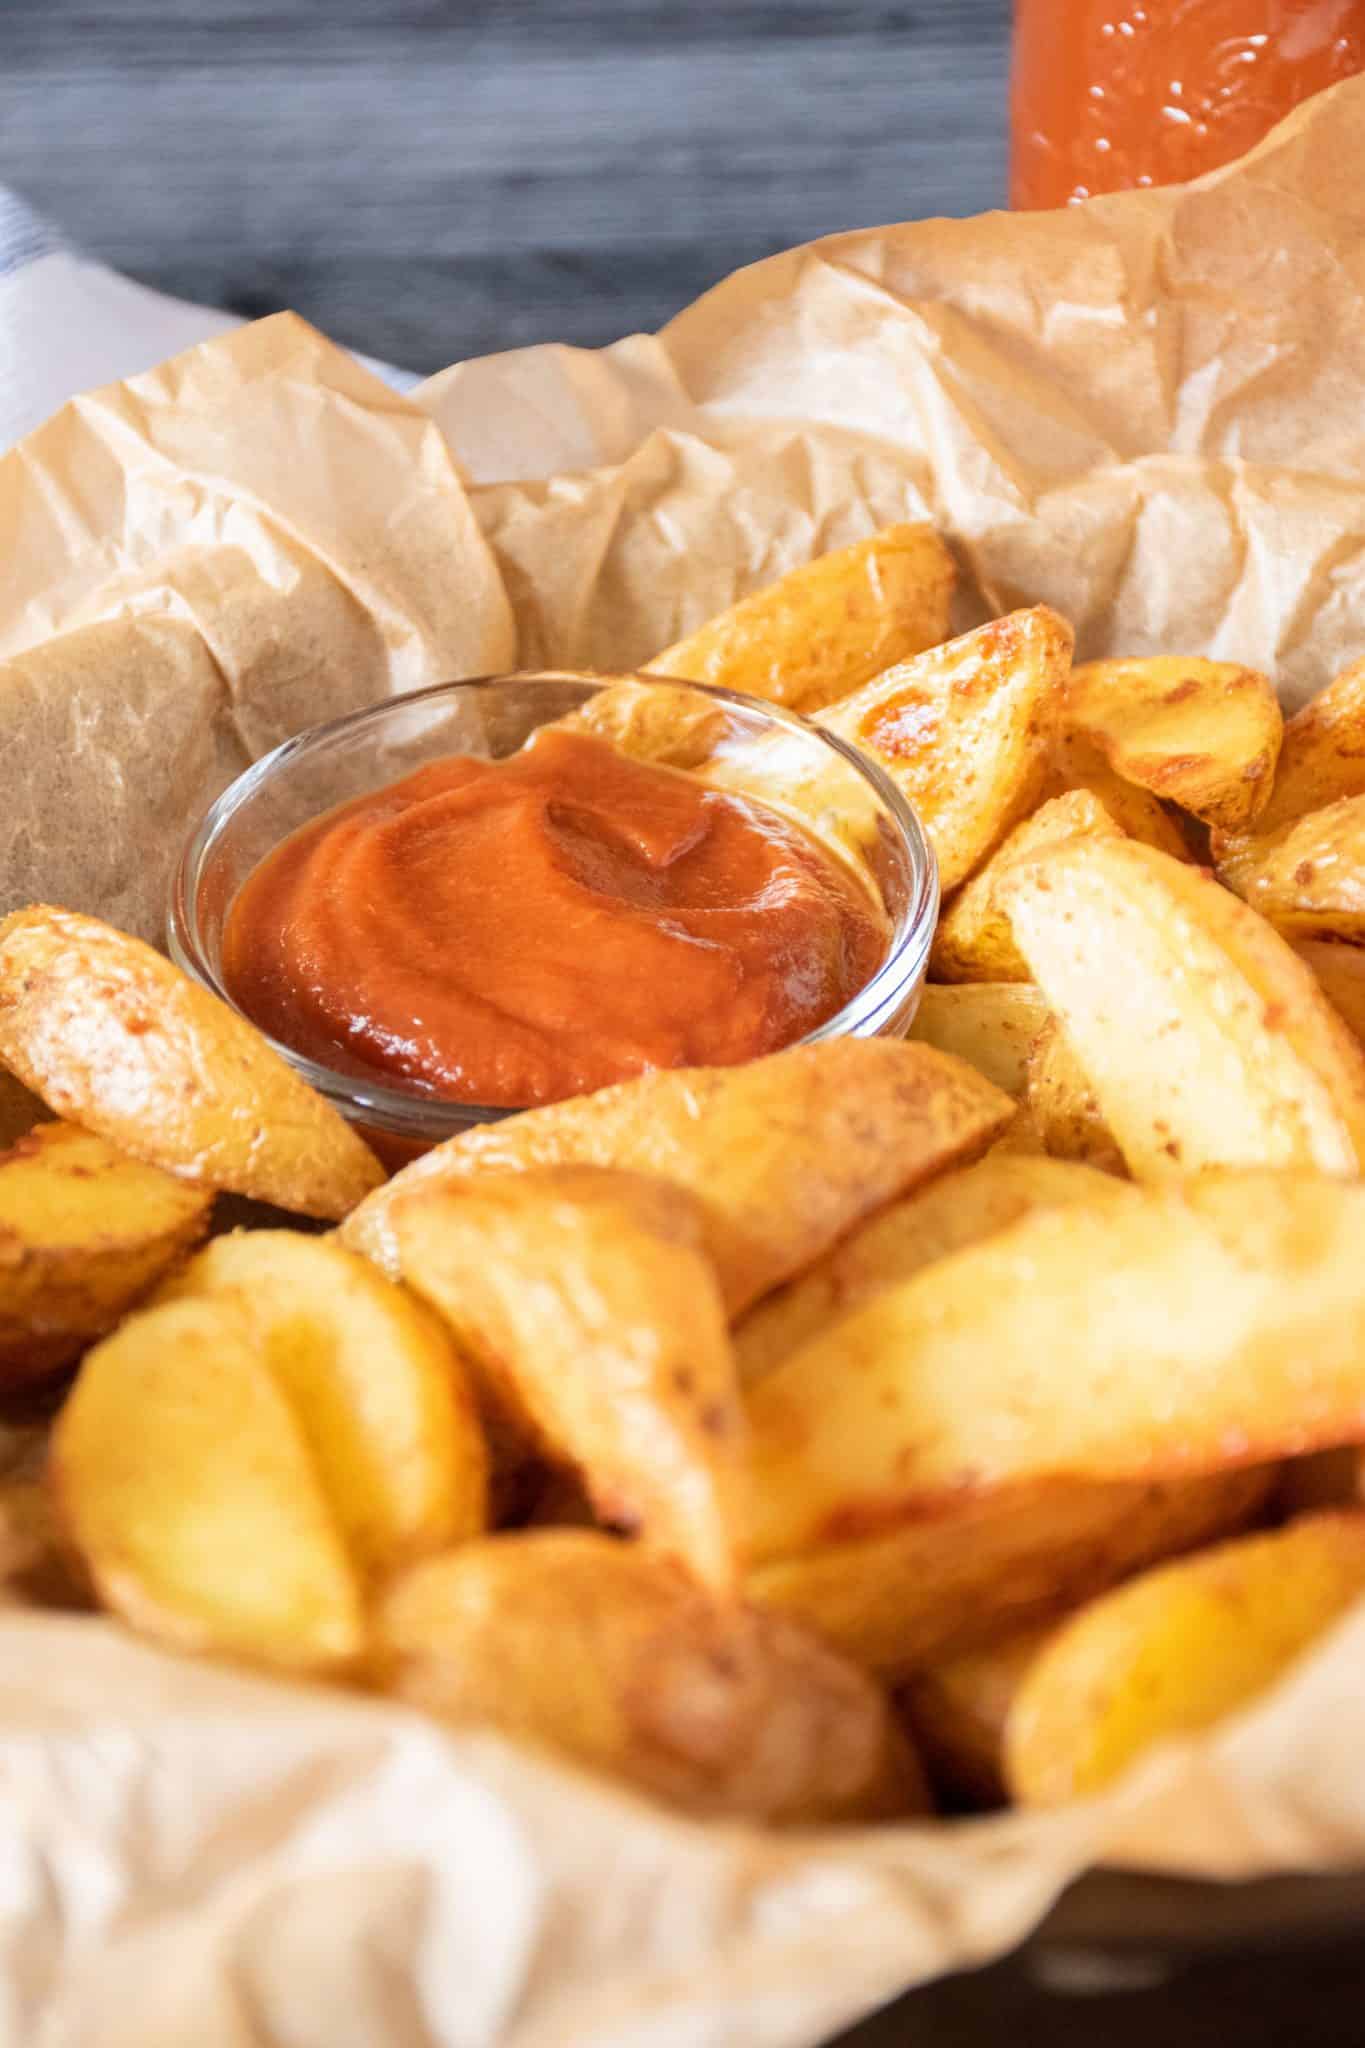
[1011,0,1365,209]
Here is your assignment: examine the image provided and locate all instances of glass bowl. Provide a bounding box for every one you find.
[168,671,938,1153]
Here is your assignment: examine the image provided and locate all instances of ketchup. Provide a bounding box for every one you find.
[1011,0,1365,210]
[221,729,886,1108]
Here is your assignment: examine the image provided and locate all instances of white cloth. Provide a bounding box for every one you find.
[0,184,416,449]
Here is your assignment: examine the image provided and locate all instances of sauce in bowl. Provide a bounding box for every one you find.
[222,728,887,1109]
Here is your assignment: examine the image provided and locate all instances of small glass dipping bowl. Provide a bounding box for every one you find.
[169,671,938,1154]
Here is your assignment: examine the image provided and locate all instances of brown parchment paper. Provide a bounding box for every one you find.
[11,73,1365,2048]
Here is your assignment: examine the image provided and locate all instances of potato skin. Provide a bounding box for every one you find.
[0,1121,212,1387]
[0,906,384,1220]
[1004,1512,1365,1806]
[379,1529,927,1824]
[343,1040,1014,1313]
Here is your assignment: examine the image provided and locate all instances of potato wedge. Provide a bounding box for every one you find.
[1041,732,1195,862]
[819,607,1072,891]
[342,1040,1014,1314]
[0,1122,212,1386]
[735,1154,1132,1389]
[1062,656,1281,832]
[1237,653,1365,836]
[692,610,1072,893]
[1218,794,1365,941]
[0,906,385,1220]
[1001,838,1365,1178]
[1292,938,1365,1044]
[384,1168,745,1591]
[930,788,1124,983]
[1024,1018,1127,1177]
[379,1529,926,1823]
[1005,1512,1365,1806]
[748,1467,1268,1678]
[909,982,1051,1098]
[155,1231,487,1576]
[746,1174,1365,1565]
[52,1297,367,1671]
[901,1624,1054,1806]
[646,523,955,713]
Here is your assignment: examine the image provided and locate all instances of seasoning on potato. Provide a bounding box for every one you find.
[341,1039,1015,1310]
[0,1121,213,1387]
[383,1166,748,1592]
[0,906,385,1220]
[378,1528,927,1825]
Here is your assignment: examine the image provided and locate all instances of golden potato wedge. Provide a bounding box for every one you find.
[930,788,1124,983]
[1002,838,1365,1178]
[0,1065,42,1149]
[749,1466,1269,1679]
[735,1154,1132,1389]
[0,906,385,1220]
[692,610,1072,893]
[746,1174,1365,1565]
[1218,795,1365,941]
[1237,653,1365,837]
[819,607,1073,891]
[901,1623,1054,1806]
[1024,1019,1127,1177]
[1005,1513,1365,1806]
[1292,938,1365,1044]
[909,982,1051,1098]
[646,523,955,713]
[0,1122,212,1386]
[1062,656,1281,832]
[342,1040,1013,1314]
[155,1230,487,1576]
[384,1168,745,1592]
[52,1297,367,1672]
[1041,732,1195,862]
[379,1529,926,1823]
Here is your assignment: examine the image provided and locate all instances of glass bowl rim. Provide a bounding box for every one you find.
[167,669,940,1138]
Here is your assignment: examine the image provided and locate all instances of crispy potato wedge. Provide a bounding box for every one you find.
[1042,732,1194,861]
[749,1467,1268,1679]
[156,1231,486,1575]
[746,1174,1365,1565]
[820,608,1073,891]
[692,610,1073,893]
[1024,1019,1127,1177]
[379,1529,926,1823]
[1292,939,1365,1044]
[646,523,955,713]
[1002,838,1365,1178]
[901,1624,1054,1806]
[342,1040,1013,1314]
[52,1297,367,1672]
[0,906,385,1220]
[930,788,1124,983]
[735,1154,1131,1389]
[1062,656,1281,832]
[384,1168,745,1591]
[909,982,1050,1098]
[0,1121,212,1386]
[1005,1513,1365,1806]
[1236,653,1365,836]
[1218,794,1365,941]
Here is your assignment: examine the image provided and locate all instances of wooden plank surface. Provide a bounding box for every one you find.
[0,0,1011,373]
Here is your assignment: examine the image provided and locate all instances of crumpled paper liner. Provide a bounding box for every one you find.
[8,71,1365,2048]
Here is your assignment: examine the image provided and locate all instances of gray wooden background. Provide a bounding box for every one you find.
[0,0,1011,376]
